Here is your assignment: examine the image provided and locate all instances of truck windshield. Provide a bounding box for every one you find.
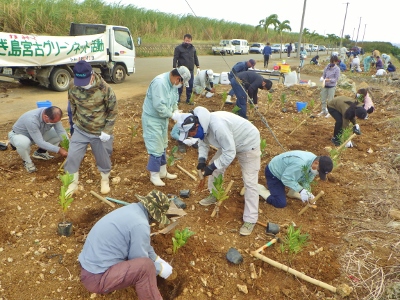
[114,29,133,50]
[232,40,241,45]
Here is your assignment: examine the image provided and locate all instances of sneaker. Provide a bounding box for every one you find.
[24,161,37,173]
[199,195,217,206]
[325,113,331,118]
[317,111,328,117]
[240,222,255,236]
[32,151,54,160]
[331,137,340,146]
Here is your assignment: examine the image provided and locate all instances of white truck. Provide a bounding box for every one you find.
[212,39,235,55]
[0,23,136,91]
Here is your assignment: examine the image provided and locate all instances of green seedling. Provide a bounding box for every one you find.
[309,99,315,109]
[280,93,287,107]
[128,122,139,142]
[267,93,273,103]
[172,227,195,253]
[299,164,315,193]
[280,224,309,258]
[59,172,74,223]
[211,174,229,203]
[221,91,227,103]
[189,91,195,105]
[60,134,69,150]
[260,139,267,158]
[338,127,353,145]
[167,146,179,166]
[232,105,241,115]
[329,148,340,167]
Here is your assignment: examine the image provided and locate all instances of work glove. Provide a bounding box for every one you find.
[196,68,200,75]
[197,157,206,170]
[345,141,353,148]
[155,256,173,279]
[171,110,182,121]
[183,138,198,147]
[203,163,217,177]
[99,131,111,142]
[299,189,315,203]
[352,124,361,135]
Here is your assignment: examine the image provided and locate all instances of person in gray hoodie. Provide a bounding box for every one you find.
[177,106,261,236]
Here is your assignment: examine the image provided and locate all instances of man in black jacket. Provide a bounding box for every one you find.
[173,34,200,104]
[230,71,272,119]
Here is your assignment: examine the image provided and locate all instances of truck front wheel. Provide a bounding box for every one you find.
[50,68,71,92]
[111,65,126,84]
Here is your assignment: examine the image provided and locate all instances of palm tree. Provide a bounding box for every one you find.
[256,14,279,42]
[276,20,291,59]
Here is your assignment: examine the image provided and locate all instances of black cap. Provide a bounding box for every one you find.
[318,156,333,180]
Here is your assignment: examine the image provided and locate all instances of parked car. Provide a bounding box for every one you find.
[231,39,249,55]
[271,43,284,53]
[318,45,327,51]
[249,43,265,54]
[311,44,319,52]
[283,43,297,53]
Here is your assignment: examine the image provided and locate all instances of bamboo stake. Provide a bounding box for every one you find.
[210,145,218,151]
[58,158,66,172]
[298,190,324,216]
[289,119,307,136]
[251,250,337,293]
[211,180,234,217]
[176,164,197,181]
[90,190,115,208]
[333,133,357,160]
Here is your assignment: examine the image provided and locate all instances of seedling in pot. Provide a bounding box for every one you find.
[58,171,74,236]
[167,146,179,167]
[172,227,195,253]
[260,139,267,158]
[280,224,309,261]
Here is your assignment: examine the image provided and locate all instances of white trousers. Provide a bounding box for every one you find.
[207,147,261,223]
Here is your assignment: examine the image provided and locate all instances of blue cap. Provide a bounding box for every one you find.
[73,60,93,86]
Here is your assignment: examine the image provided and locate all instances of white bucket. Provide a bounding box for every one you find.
[212,73,220,84]
[220,72,230,85]
[283,71,298,87]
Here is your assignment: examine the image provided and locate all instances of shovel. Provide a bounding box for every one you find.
[150,220,179,236]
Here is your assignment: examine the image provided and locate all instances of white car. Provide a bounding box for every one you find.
[270,43,284,53]
[249,43,265,54]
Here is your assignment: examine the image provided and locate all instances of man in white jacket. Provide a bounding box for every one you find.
[177,106,261,236]
[193,69,215,97]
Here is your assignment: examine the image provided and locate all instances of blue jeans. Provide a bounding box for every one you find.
[228,72,235,97]
[230,77,248,119]
[178,70,194,102]
[265,165,287,208]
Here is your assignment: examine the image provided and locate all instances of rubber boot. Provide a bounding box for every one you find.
[66,172,79,196]
[225,95,233,104]
[150,172,165,186]
[257,183,271,200]
[100,172,110,194]
[287,188,301,200]
[159,165,177,180]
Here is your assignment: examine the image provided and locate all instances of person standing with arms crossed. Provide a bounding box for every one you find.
[173,34,200,104]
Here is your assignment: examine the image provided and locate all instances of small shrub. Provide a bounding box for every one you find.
[172,227,195,253]
[60,134,69,150]
[211,174,229,203]
[167,146,179,166]
[280,224,309,257]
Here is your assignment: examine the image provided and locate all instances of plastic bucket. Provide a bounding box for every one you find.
[212,73,220,84]
[296,101,307,112]
[280,64,291,73]
[37,100,52,108]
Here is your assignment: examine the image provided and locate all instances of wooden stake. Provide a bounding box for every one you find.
[298,190,324,216]
[211,180,234,217]
[333,133,357,159]
[90,190,115,208]
[176,164,197,181]
[289,119,307,136]
[58,158,66,172]
[251,250,337,293]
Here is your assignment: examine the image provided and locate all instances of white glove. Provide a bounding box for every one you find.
[196,68,200,75]
[299,189,315,203]
[99,131,111,142]
[345,141,353,148]
[155,256,173,279]
[205,92,214,98]
[355,124,360,130]
[319,76,324,82]
[171,110,182,121]
[182,138,198,146]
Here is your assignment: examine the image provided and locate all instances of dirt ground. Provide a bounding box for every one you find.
[0,64,400,300]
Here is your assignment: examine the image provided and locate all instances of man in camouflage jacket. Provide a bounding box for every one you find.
[64,60,118,196]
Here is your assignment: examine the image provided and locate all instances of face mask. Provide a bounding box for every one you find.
[174,83,182,89]
[193,124,205,140]
[310,168,319,175]
[81,83,93,89]
[46,122,56,125]
[183,42,191,48]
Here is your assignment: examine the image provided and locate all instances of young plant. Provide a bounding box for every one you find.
[299,164,315,193]
[166,146,179,166]
[280,224,309,258]
[338,127,353,145]
[60,134,69,150]
[59,172,74,223]
[189,91,195,105]
[172,227,195,253]
[128,122,139,142]
[280,93,287,107]
[221,91,227,105]
[211,174,229,203]
[309,99,315,110]
[260,138,267,158]
[232,105,241,115]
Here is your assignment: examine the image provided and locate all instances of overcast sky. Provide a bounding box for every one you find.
[110,0,397,45]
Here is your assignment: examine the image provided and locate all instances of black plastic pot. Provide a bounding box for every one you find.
[57,222,73,237]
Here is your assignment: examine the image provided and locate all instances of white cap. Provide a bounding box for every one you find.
[177,66,191,87]
[206,69,214,80]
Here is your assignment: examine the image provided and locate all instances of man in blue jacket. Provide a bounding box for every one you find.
[258,151,333,208]
[225,59,256,104]
[262,43,272,68]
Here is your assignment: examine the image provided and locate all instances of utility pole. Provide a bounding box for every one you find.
[361,24,367,47]
[339,2,349,49]
[355,17,361,47]
[297,0,307,58]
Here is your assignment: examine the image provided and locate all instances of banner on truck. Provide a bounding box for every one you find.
[0,32,108,67]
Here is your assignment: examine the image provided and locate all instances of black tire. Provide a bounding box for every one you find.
[50,68,71,92]
[111,65,126,84]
